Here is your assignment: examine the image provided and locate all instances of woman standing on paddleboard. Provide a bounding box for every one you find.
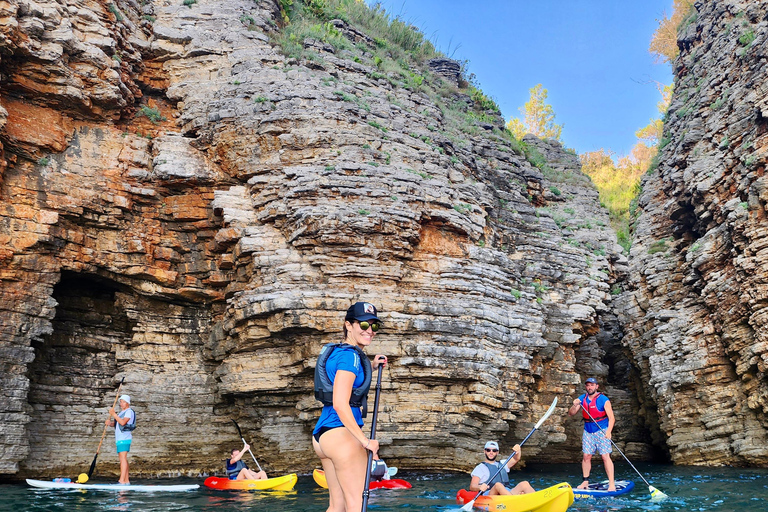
[312,302,387,512]
[106,394,135,484]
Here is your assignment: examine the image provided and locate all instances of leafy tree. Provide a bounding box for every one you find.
[507,84,563,141]
[634,83,671,150]
[649,0,696,64]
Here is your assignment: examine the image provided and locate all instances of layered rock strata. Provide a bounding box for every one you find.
[2,0,637,477]
[619,0,768,465]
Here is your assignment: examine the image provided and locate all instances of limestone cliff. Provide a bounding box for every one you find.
[619,0,768,466]
[1,0,638,478]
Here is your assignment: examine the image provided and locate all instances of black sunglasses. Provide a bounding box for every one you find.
[485,448,498,452]
[358,321,380,332]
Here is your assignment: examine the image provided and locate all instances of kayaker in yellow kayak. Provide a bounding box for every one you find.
[469,441,535,496]
[226,443,267,481]
[312,301,387,512]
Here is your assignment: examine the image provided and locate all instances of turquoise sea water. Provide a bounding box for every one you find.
[3,464,767,511]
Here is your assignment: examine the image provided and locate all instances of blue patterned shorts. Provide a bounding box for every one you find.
[582,429,612,455]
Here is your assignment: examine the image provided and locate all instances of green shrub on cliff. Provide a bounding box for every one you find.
[277,0,438,63]
[136,105,167,124]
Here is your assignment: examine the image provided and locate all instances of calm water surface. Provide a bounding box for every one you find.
[3,464,767,511]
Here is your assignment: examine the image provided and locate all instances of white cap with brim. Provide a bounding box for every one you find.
[484,441,499,450]
[119,394,131,404]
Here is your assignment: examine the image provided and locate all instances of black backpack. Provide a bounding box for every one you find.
[118,409,137,432]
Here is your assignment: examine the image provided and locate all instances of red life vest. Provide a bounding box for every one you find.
[581,393,607,422]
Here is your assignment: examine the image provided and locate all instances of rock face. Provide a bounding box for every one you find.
[619,0,768,465]
[2,0,642,478]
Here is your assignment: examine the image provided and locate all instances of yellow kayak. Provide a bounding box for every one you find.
[313,468,412,490]
[456,482,574,512]
[204,473,297,490]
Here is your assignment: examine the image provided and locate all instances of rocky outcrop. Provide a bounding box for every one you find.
[619,0,768,465]
[1,0,638,477]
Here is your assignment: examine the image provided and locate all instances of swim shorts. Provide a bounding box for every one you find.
[582,429,611,455]
[116,440,132,453]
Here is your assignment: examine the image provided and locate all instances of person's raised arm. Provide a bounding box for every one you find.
[568,397,582,416]
[230,444,248,463]
[506,444,522,469]
[109,407,130,426]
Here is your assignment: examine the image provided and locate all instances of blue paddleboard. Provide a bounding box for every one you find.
[573,479,634,499]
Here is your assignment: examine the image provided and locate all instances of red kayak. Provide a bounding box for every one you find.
[313,469,412,489]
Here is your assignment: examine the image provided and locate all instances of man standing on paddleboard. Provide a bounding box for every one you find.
[568,377,616,492]
[106,394,135,484]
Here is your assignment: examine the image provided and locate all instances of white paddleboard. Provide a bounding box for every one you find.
[26,479,199,492]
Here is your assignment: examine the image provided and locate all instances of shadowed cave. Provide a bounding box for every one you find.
[21,271,135,476]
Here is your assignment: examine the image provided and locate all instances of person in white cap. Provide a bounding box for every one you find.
[469,441,535,495]
[106,394,135,484]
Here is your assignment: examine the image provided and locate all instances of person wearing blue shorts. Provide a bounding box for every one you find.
[106,394,135,484]
[568,377,615,492]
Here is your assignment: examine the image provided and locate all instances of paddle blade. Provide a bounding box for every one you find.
[232,419,244,439]
[534,396,559,429]
[77,473,89,484]
[87,454,98,478]
[460,499,476,512]
[649,485,668,502]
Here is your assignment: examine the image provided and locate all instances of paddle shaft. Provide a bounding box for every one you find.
[579,403,653,488]
[232,419,263,471]
[361,364,383,512]
[87,377,125,478]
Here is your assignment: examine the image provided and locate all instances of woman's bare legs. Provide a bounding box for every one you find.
[313,427,368,512]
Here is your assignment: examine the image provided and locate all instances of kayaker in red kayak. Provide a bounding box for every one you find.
[370,458,392,481]
[568,377,616,492]
[226,444,267,481]
[469,441,535,496]
[312,301,387,512]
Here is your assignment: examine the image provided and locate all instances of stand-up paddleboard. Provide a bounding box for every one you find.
[204,473,297,490]
[313,469,412,490]
[573,479,634,499]
[26,479,199,492]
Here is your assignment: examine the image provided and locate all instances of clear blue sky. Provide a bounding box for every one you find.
[368,1,674,158]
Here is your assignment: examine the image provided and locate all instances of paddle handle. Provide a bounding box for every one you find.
[243,440,263,472]
[361,365,383,512]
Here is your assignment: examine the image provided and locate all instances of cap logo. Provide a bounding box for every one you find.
[363,303,375,314]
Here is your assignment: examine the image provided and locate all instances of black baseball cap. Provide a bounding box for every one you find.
[345,302,381,322]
